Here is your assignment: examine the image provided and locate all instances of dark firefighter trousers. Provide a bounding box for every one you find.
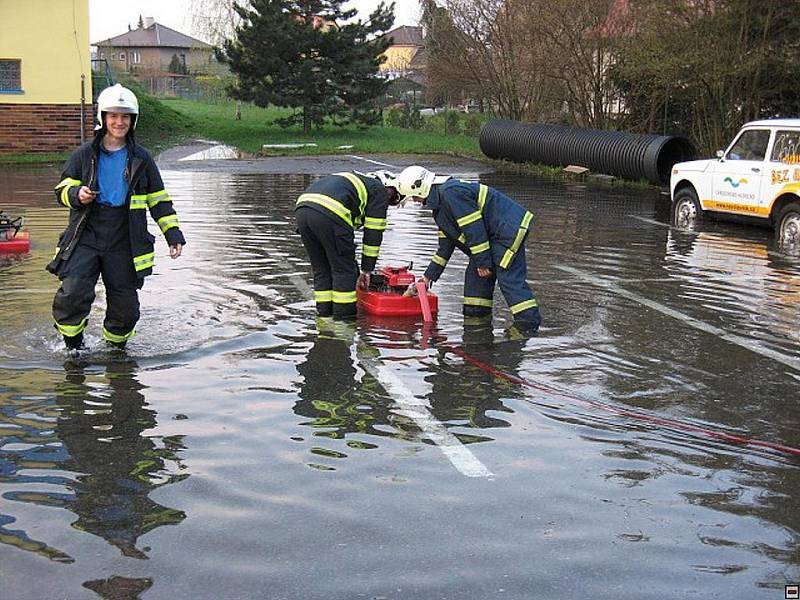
[462,242,541,330]
[52,205,141,343]
[295,206,358,319]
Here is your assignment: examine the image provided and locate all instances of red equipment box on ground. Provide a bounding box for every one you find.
[0,230,30,254]
[357,265,438,318]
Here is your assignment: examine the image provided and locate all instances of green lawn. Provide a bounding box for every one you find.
[0,97,483,165]
[161,98,483,157]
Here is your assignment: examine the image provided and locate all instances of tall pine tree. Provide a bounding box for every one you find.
[218,0,395,134]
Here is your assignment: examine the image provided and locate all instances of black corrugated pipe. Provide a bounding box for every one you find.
[479,119,695,185]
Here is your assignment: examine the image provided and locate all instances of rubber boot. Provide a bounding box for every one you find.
[63,332,85,351]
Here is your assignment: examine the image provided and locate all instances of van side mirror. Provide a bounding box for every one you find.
[716,150,724,158]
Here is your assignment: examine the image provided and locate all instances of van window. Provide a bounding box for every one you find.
[771,130,800,164]
[727,129,770,161]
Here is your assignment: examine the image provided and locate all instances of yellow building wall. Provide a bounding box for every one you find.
[380,46,418,72]
[0,0,91,104]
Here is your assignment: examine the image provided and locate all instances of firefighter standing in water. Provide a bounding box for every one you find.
[397,165,541,331]
[295,170,400,319]
[48,84,186,351]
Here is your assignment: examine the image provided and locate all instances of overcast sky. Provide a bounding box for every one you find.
[89,0,421,43]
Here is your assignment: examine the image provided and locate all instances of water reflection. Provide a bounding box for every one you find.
[178,144,245,161]
[82,575,153,598]
[293,318,526,466]
[424,320,521,440]
[3,165,800,598]
[1,361,187,562]
[294,319,387,464]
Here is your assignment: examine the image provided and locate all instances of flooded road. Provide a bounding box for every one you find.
[1,151,799,599]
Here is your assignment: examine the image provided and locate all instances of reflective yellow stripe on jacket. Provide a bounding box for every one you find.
[432,254,448,267]
[364,217,386,231]
[296,193,353,228]
[477,184,488,210]
[133,252,155,272]
[146,190,170,207]
[157,214,180,234]
[55,177,81,208]
[335,172,368,227]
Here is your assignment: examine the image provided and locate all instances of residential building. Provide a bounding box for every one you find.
[94,17,218,77]
[0,0,93,154]
[380,26,424,79]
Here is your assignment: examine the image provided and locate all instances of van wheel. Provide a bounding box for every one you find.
[673,189,702,228]
[775,201,800,245]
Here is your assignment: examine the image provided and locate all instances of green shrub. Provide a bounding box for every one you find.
[420,110,488,136]
[461,112,489,137]
[383,104,423,130]
[384,106,405,128]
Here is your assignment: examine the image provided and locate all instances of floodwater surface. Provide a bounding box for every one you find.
[1,153,799,600]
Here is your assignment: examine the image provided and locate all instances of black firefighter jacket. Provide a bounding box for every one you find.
[47,138,186,279]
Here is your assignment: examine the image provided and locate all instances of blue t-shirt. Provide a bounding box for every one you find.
[97,146,129,207]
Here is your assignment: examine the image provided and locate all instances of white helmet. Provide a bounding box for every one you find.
[95,83,139,130]
[367,170,398,189]
[397,165,437,200]
[367,170,401,205]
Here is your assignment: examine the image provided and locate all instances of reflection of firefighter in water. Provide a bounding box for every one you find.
[295,316,527,454]
[55,361,187,558]
[424,320,528,440]
[294,320,395,446]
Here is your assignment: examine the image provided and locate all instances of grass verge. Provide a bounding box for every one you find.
[160,98,483,157]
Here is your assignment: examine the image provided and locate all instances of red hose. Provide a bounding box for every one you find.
[416,280,433,323]
[440,343,800,458]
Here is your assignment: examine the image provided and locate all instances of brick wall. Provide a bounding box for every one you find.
[0,104,95,155]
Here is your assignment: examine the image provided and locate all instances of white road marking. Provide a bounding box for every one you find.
[287,275,315,298]
[287,274,493,478]
[359,356,494,478]
[556,265,800,372]
[346,155,400,169]
[628,215,669,227]
[527,275,769,286]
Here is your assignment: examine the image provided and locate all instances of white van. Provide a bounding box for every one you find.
[670,119,800,244]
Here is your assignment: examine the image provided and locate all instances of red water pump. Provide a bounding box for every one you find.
[357,264,438,319]
[0,212,30,254]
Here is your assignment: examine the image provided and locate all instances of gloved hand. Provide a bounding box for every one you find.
[357,270,371,290]
[403,276,430,297]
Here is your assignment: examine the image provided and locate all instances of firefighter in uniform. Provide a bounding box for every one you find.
[295,170,399,319]
[397,165,541,331]
[47,84,186,351]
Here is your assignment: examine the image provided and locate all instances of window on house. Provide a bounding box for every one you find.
[119,52,126,61]
[0,59,22,92]
[110,53,116,60]
[132,51,141,64]
[99,52,105,60]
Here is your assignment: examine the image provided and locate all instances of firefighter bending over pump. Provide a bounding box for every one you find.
[397,165,541,332]
[295,170,400,319]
